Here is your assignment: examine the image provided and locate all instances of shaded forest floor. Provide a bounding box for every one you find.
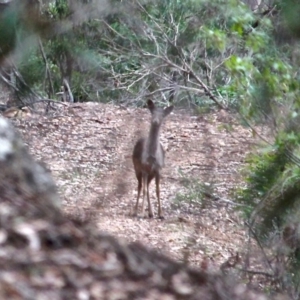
[9,102,264,270]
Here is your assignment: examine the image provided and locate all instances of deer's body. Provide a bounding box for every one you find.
[132,100,173,218]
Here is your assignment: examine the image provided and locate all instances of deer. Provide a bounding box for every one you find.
[132,99,173,219]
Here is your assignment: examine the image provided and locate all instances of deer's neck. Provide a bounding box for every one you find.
[147,123,161,156]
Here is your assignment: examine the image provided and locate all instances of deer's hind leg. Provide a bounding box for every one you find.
[155,173,163,219]
[133,171,142,216]
[141,173,148,217]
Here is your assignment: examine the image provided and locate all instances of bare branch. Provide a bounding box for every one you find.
[38,38,54,98]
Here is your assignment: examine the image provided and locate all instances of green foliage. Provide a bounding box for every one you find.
[48,0,70,19]
[201,27,227,52]
[236,143,288,218]
[0,6,18,59]
[7,0,280,108]
[18,51,44,87]
[237,130,300,239]
[3,0,295,113]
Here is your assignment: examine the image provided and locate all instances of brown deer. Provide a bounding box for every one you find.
[132,99,173,218]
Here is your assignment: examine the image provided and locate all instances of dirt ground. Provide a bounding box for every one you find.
[7,101,262,270]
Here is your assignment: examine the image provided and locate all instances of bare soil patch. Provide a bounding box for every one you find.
[8,102,260,270]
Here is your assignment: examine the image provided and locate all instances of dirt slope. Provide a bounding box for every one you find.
[9,102,260,269]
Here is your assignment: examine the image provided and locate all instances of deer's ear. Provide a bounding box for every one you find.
[147,99,155,110]
[164,105,174,116]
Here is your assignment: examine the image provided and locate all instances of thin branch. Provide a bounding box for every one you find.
[38,38,55,98]
[238,112,272,145]
[183,61,226,109]
[236,268,274,278]
[245,221,274,273]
